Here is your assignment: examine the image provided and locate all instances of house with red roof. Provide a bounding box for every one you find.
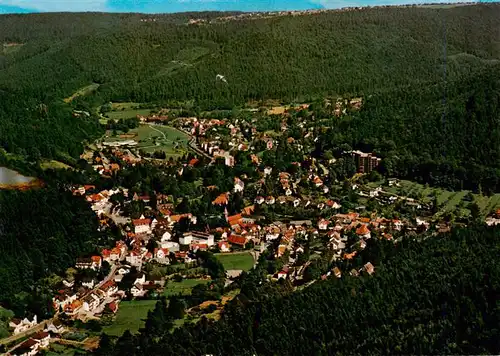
[133,218,152,234]
[15,338,40,356]
[228,234,247,247]
[32,331,50,348]
[356,224,371,239]
[212,193,229,206]
[318,219,329,230]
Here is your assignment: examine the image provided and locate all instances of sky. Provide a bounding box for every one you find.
[0,0,495,14]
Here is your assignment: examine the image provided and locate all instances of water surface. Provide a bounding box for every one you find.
[0,167,35,185]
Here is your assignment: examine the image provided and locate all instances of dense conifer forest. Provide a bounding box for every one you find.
[0,187,102,318]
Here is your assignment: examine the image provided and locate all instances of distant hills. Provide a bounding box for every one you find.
[0,4,499,190]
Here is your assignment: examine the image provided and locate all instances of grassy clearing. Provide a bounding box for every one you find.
[164,278,206,297]
[378,179,500,217]
[105,124,190,157]
[40,160,72,170]
[106,109,153,120]
[64,83,100,103]
[2,43,24,55]
[101,102,155,121]
[215,252,254,271]
[102,300,156,337]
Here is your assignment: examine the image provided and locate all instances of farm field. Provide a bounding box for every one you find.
[106,124,190,157]
[215,252,254,271]
[163,278,206,297]
[373,179,500,217]
[102,300,156,336]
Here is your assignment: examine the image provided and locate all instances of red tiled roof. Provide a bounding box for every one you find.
[133,219,151,226]
[101,249,111,257]
[88,194,103,202]
[108,301,118,313]
[344,251,357,260]
[213,193,229,206]
[356,225,370,235]
[242,205,255,216]
[32,331,50,340]
[228,235,247,246]
[228,214,242,224]
[20,338,39,349]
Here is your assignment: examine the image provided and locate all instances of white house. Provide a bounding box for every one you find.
[233,178,245,193]
[318,219,329,231]
[82,278,96,289]
[180,231,214,246]
[15,338,40,356]
[255,196,265,205]
[134,274,146,285]
[45,320,65,334]
[125,251,142,267]
[277,270,288,279]
[161,240,180,251]
[131,283,146,297]
[218,241,231,252]
[155,248,170,259]
[160,231,172,242]
[331,201,341,209]
[82,293,101,312]
[264,166,273,175]
[9,315,37,335]
[32,332,50,349]
[133,218,152,235]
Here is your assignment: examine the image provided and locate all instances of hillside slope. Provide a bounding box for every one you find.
[0,5,499,175]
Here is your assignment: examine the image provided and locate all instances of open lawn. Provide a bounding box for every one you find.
[215,252,254,271]
[105,124,190,157]
[40,160,72,170]
[64,83,100,103]
[101,102,155,121]
[101,300,156,336]
[164,278,206,297]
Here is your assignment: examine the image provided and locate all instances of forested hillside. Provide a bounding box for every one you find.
[100,225,500,355]
[0,4,499,166]
[0,187,103,318]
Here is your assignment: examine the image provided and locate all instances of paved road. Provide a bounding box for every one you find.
[148,124,167,140]
[0,320,49,347]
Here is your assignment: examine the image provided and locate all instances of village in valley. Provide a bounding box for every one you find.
[6,98,500,356]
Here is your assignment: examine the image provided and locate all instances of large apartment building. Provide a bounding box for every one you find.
[350,150,381,173]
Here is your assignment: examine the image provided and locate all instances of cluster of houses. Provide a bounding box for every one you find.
[10,320,66,356]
